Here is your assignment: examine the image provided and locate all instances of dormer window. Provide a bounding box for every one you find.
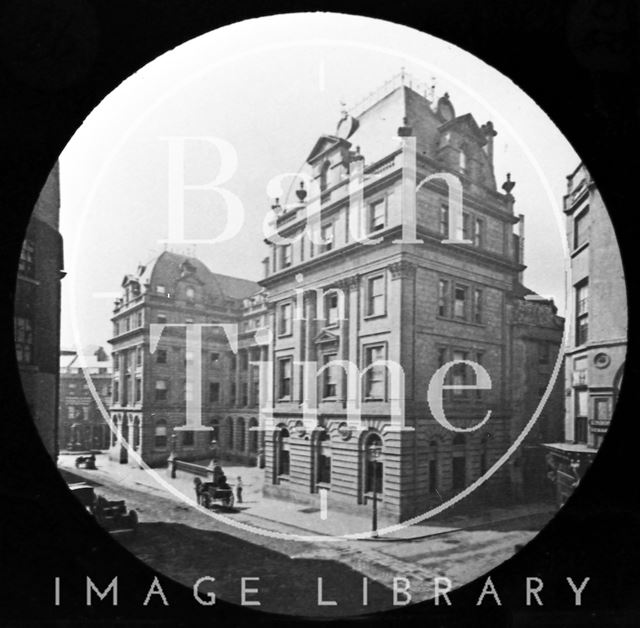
[320,161,330,191]
[185,287,195,302]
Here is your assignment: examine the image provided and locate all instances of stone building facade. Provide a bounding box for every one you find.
[14,163,64,459]
[258,78,564,522]
[59,346,112,451]
[544,163,627,506]
[107,252,265,467]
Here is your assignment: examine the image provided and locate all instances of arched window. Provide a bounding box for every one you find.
[237,418,246,453]
[208,417,220,443]
[452,433,466,490]
[459,149,467,172]
[428,439,439,494]
[277,428,290,477]
[364,432,383,494]
[154,419,167,448]
[316,430,331,485]
[248,418,258,453]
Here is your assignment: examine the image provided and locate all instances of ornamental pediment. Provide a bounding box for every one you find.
[313,329,340,345]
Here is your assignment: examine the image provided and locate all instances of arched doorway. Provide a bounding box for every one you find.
[361,431,383,498]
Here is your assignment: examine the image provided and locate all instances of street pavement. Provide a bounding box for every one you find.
[59,453,555,611]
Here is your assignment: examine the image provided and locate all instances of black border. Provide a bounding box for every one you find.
[1,1,638,626]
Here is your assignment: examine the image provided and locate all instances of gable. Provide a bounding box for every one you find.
[305,135,349,165]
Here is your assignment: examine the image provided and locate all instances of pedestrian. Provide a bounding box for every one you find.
[236,476,243,504]
[193,477,202,505]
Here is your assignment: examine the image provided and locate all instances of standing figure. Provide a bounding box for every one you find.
[193,477,202,505]
[236,476,243,504]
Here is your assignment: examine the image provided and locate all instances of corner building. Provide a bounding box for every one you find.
[260,78,564,522]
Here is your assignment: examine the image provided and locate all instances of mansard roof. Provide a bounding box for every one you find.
[136,251,259,302]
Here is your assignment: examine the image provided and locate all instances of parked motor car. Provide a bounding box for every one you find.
[68,482,138,533]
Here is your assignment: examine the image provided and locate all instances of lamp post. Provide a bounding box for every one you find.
[168,431,177,478]
[367,443,382,538]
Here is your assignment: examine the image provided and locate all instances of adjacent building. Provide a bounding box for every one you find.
[107,252,265,467]
[544,163,627,506]
[59,345,112,451]
[14,164,64,459]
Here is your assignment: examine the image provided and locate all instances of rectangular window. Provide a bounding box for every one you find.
[438,279,449,317]
[364,344,386,400]
[156,285,166,295]
[19,239,35,276]
[182,431,194,447]
[135,379,142,402]
[14,316,33,364]
[278,357,292,400]
[366,275,385,317]
[575,280,589,345]
[230,382,236,404]
[209,382,220,403]
[136,346,142,366]
[113,381,119,404]
[451,350,469,397]
[594,397,611,422]
[241,383,248,406]
[454,285,468,320]
[437,347,447,368]
[574,208,589,249]
[474,218,483,247]
[278,302,292,336]
[326,292,339,326]
[156,349,167,364]
[322,353,338,398]
[281,244,292,269]
[439,204,449,235]
[473,288,483,323]
[475,352,484,399]
[459,212,472,240]
[321,223,334,252]
[370,199,385,232]
[136,311,143,327]
[155,380,167,401]
[157,314,167,324]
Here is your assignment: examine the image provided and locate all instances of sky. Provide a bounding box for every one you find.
[58,12,578,352]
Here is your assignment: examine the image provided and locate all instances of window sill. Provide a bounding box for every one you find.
[570,242,589,258]
[277,475,290,483]
[316,482,331,491]
[363,313,387,321]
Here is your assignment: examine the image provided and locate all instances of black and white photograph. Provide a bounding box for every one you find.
[1,2,638,626]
